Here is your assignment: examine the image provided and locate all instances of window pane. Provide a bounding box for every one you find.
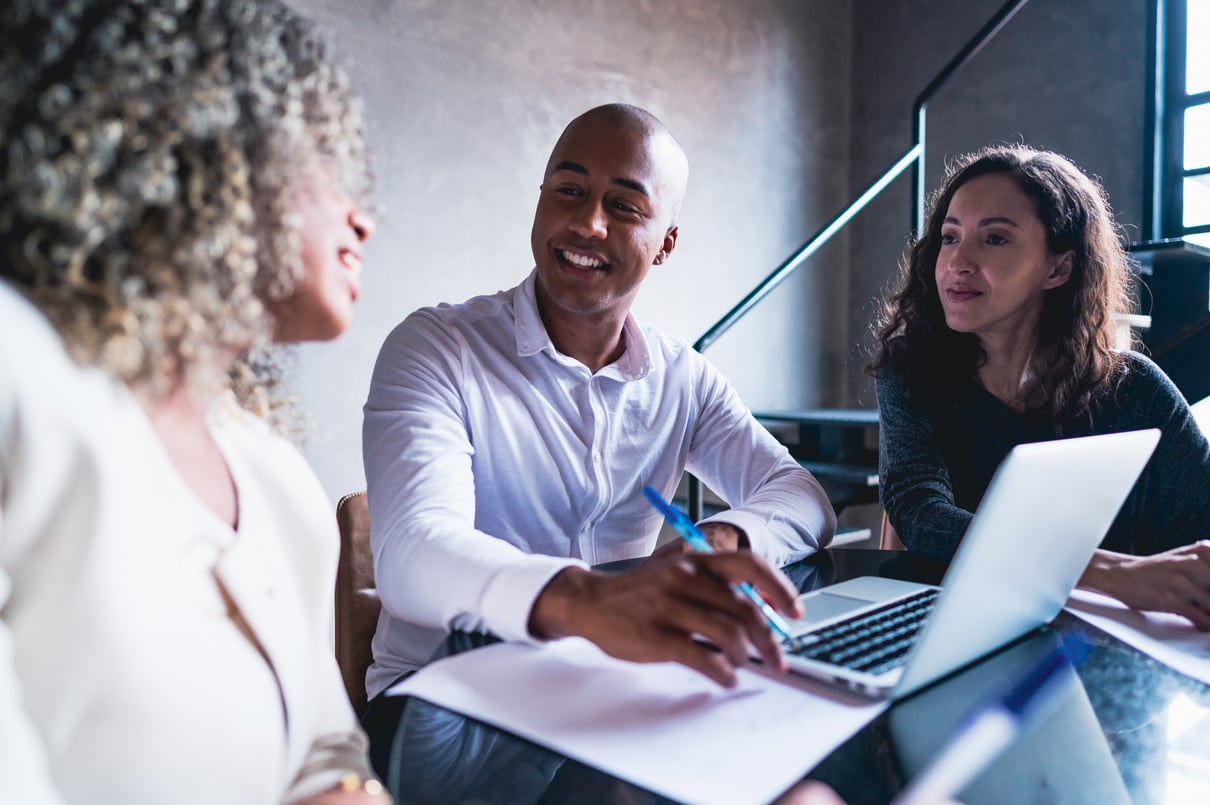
[1186,231,1210,248]
[1189,0,1210,94]
[1183,174,1210,227]
[1185,104,1210,169]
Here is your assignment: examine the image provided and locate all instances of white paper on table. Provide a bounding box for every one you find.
[389,638,888,805]
[1065,589,1210,685]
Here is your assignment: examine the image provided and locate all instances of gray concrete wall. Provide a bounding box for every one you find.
[286,0,1150,507]
[288,0,854,503]
[846,0,1150,406]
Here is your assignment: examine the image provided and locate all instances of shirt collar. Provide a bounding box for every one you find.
[514,269,653,381]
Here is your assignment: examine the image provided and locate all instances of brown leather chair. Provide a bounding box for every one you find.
[335,490,380,715]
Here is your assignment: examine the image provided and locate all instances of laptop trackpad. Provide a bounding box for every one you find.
[791,578,927,628]
[793,593,872,627]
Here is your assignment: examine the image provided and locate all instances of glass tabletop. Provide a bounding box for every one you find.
[382,549,1210,804]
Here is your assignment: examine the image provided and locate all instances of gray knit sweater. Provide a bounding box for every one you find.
[877,352,1210,561]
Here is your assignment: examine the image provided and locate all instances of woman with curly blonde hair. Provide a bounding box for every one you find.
[869,145,1210,628]
[0,1,387,802]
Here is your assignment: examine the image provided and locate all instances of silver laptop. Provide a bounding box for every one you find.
[783,428,1161,699]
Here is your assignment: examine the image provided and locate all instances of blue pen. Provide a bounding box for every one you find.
[642,485,795,643]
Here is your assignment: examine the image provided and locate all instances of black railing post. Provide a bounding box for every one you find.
[914,106,927,237]
[910,0,1031,237]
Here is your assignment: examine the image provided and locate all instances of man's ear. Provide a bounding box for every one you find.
[653,225,678,266]
[1043,250,1074,289]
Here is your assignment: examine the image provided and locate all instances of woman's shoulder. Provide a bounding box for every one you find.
[873,367,908,405]
[1113,351,1183,399]
[1084,351,1192,429]
[1118,349,1164,375]
[1,282,129,437]
[1,282,79,379]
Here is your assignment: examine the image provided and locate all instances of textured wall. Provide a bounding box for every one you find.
[284,0,1150,505]
[846,0,1149,405]
[287,0,854,502]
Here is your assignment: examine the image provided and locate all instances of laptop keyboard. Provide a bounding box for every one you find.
[787,588,941,675]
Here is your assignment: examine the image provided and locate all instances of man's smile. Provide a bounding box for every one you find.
[557,247,609,271]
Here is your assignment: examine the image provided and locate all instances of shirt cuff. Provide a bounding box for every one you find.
[479,554,589,644]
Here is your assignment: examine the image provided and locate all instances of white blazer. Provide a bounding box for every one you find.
[0,283,373,804]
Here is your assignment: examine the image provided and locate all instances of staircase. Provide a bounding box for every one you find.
[672,414,876,545]
[753,409,879,516]
[756,409,879,547]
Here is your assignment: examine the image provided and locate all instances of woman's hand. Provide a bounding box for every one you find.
[294,773,392,805]
[1079,542,1210,629]
[297,790,390,805]
[299,793,390,805]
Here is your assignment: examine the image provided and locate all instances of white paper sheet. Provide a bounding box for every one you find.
[1065,589,1210,685]
[389,638,887,805]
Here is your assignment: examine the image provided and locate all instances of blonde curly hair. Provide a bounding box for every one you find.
[0,0,370,426]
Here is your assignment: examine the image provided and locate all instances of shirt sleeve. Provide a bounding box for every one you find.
[363,311,584,645]
[876,372,973,560]
[685,356,836,566]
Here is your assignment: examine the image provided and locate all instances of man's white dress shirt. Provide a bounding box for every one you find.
[362,271,835,698]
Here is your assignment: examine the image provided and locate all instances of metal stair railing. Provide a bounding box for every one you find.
[686,0,1031,521]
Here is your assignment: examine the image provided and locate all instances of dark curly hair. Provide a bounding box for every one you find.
[0,0,369,426]
[868,145,1132,417]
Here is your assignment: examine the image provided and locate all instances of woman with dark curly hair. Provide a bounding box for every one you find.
[869,145,1210,628]
[0,1,387,802]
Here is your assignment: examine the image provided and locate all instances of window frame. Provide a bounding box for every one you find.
[1156,0,1210,240]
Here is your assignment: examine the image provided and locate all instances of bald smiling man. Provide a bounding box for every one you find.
[360,103,836,765]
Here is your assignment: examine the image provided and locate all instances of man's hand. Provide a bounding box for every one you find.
[698,522,748,551]
[649,522,748,559]
[1079,541,1210,629]
[528,552,803,686]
